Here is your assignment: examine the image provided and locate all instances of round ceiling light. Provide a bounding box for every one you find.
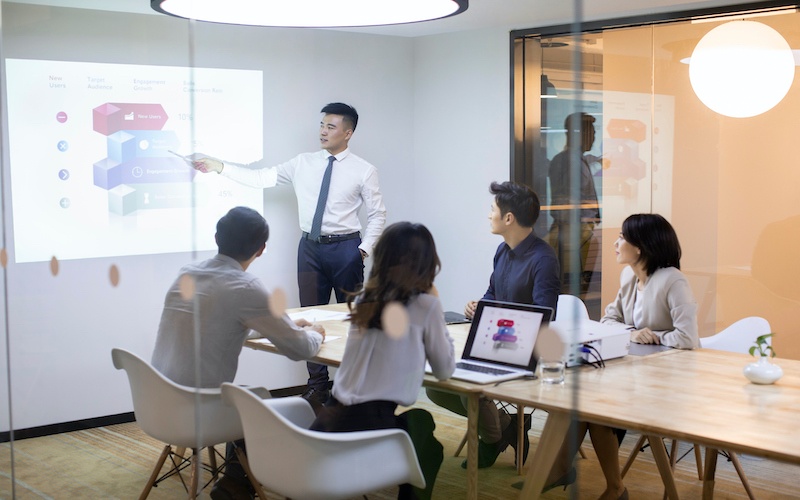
[152,0,468,27]
[689,21,795,118]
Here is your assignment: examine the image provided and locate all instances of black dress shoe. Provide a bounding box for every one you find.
[505,413,532,466]
[460,437,509,469]
[511,467,576,492]
[543,467,577,492]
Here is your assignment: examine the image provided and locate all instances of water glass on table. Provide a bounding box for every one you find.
[538,358,565,384]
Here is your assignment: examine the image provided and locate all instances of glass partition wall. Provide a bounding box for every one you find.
[0,1,393,496]
[513,7,800,364]
[2,0,800,497]
[0,3,279,496]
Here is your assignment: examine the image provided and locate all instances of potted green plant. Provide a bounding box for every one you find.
[743,333,783,384]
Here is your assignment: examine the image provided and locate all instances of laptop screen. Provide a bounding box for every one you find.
[462,299,553,369]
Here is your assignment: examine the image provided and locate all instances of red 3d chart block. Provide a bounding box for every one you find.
[93,102,169,136]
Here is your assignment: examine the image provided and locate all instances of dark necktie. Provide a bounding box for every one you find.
[309,155,335,240]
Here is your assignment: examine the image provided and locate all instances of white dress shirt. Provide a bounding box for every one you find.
[220,148,386,255]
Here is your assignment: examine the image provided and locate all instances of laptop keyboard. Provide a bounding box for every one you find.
[457,362,513,376]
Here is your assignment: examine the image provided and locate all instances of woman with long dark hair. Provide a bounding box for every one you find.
[310,222,455,500]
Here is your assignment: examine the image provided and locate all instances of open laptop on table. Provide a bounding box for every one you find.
[435,299,553,384]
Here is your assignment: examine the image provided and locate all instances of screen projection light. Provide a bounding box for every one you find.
[152,0,468,27]
[689,21,795,118]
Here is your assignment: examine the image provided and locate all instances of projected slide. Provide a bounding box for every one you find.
[5,59,264,263]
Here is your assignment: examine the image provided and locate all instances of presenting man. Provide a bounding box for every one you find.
[428,181,560,470]
[152,206,324,499]
[548,111,601,291]
[192,103,386,408]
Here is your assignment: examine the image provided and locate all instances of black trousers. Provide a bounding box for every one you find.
[310,398,443,500]
[297,236,364,391]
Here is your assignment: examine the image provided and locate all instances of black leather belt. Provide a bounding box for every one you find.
[302,231,360,244]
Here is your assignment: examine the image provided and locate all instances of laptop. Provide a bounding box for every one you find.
[444,311,470,325]
[440,299,553,384]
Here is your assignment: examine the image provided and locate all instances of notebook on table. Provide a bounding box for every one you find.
[434,299,553,384]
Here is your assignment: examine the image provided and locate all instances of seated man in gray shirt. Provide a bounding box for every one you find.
[151,206,325,500]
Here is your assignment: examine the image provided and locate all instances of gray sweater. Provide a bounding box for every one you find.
[152,254,322,387]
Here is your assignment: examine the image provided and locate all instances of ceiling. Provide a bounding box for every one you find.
[7,0,763,37]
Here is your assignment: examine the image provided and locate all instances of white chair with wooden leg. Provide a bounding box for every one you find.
[621,317,769,500]
[111,348,264,499]
[621,435,704,480]
[556,293,590,322]
[221,383,425,499]
[696,317,770,500]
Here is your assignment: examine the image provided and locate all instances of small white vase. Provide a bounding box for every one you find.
[743,356,783,385]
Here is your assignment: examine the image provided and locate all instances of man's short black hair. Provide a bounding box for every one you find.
[216,207,269,261]
[564,111,595,132]
[321,102,358,132]
[489,181,541,228]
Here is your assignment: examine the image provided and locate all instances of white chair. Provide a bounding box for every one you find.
[697,316,770,499]
[556,293,590,322]
[555,295,591,460]
[221,383,425,500]
[622,317,770,500]
[701,316,771,352]
[111,348,263,499]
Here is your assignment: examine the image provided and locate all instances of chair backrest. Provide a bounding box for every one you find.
[111,348,243,448]
[556,294,590,322]
[221,383,425,500]
[700,317,772,354]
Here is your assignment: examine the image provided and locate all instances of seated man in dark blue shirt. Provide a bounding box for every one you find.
[428,181,560,470]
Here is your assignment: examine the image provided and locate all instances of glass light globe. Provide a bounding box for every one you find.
[689,21,795,118]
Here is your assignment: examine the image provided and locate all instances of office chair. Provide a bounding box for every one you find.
[555,293,591,322]
[697,317,770,499]
[701,316,770,353]
[111,348,263,499]
[221,383,425,500]
[621,317,769,500]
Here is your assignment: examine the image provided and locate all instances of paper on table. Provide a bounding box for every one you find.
[250,335,341,346]
[288,309,349,322]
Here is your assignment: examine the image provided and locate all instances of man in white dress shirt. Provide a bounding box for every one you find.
[192,103,386,408]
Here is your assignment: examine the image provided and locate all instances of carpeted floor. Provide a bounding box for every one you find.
[2,390,799,499]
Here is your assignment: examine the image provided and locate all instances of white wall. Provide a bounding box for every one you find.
[0,3,514,430]
[0,3,416,430]
[412,29,513,313]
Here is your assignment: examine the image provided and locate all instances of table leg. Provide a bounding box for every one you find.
[466,392,479,500]
[702,447,718,500]
[647,435,680,500]
[519,412,571,500]
[516,404,524,475]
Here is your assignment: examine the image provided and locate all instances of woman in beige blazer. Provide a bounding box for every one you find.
[601,213,699,349]
[542,214,698,500]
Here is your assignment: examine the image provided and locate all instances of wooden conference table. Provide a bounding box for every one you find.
[246,304,800,499]
[484,348,800,499]
[244,303,487,500]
